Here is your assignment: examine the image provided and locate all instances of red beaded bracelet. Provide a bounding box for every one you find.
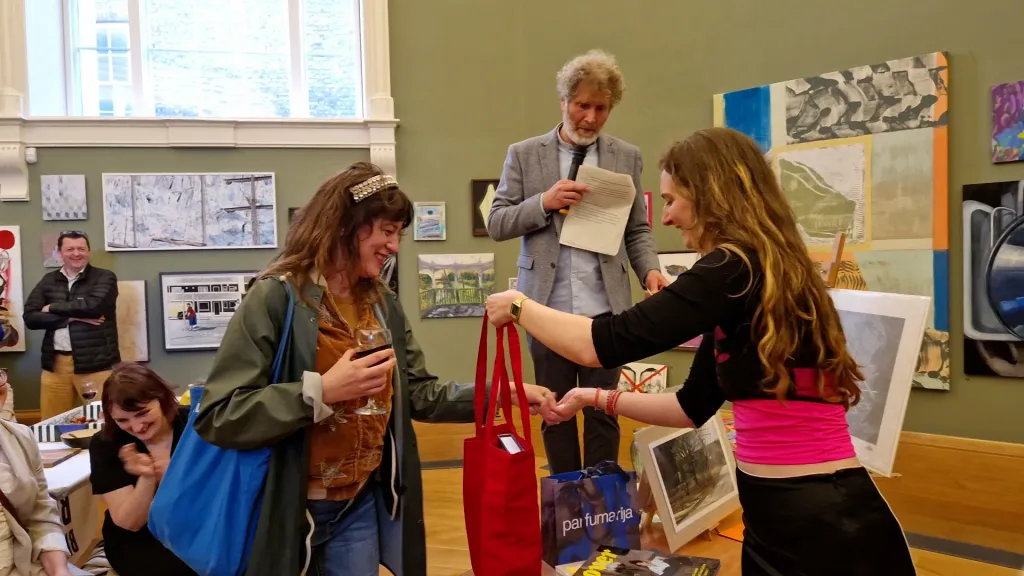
[604,390,620,415]
[610,391,623,415]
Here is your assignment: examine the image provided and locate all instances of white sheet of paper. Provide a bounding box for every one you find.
[558,165,636,256]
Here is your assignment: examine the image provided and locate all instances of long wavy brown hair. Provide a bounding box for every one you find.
[660,127,863,408]
[260,162,412,306]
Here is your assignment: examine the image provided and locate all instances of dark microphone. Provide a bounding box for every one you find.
[560,144,590,215]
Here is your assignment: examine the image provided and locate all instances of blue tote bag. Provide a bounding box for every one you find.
[148,281,295,576]
[540,461,642,566]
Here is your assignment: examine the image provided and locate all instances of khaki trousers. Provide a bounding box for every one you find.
[39,354,111,420]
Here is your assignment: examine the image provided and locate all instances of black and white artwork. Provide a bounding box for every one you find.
[103,173,278,251]
[635,416,739,552]
[829,289,930,476]
[160,271,257,352]
[785,52,949,144]
[41,175,88,221]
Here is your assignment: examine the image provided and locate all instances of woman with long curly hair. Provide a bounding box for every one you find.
[486,128,916,575]
[194,162,555,576]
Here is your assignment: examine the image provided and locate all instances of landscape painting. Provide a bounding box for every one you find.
[962,180,1024,378]
[992,81,1024,163]
[418,253,495,318]
[714,51,951,389]
[103,173,278,251]
[160,271,257,351]
[830,289,930,476]
[0,226,25,352]
[41,175,88,221]
[636,417,739,552]
[116,280,149,362]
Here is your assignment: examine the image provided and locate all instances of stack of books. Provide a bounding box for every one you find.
[555,546,721,575]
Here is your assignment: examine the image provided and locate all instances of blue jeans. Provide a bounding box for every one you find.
[308,487,380,576]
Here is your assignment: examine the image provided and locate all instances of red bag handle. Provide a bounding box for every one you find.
[475,314,533,447]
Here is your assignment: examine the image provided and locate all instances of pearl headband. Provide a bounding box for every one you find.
[350,174,399,203]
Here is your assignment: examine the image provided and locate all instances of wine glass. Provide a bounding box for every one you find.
[80,380,97,421]
[353,327,392,416]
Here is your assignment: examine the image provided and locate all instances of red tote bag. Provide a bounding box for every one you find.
[463,315,543,575]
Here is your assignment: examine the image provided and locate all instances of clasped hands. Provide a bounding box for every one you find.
[517,386,602,425]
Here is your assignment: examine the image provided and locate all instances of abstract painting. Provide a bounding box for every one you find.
[413,201,446,241]
[42,233,62,268]
[103,173,278,251]
[0,227,25,352]
[617,362,668,393]
[962,180,1024,378]
[160,271,257,351]
[657,251,703,349]
[635,416,739,552]
[830,289,930,476]
[715,51,951,389]
[116,280,149,362]
[992,81,1024,163]
[417,253,495,318]
[41,175,87,221]
[471,179,499,237]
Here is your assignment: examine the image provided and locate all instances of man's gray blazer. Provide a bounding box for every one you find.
[487,126,661,315]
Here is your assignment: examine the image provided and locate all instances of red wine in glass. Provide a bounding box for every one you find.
[353,343,392,366]
[354,328,392,416]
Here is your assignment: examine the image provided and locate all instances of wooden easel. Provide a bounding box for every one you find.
[821,231,847,288]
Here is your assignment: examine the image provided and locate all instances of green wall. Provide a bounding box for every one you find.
[3,0,1024,443]
[3,148,368,403]
[386,0,1024,444]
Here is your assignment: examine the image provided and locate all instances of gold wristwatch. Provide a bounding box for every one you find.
[510,294,530,323]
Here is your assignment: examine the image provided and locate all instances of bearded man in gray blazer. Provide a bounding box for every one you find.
[487,49,669,474]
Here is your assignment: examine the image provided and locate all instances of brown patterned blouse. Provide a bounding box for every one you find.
[306,291,393,501]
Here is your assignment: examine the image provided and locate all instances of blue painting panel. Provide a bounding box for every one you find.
[723,86,772,152]
[933,249,949,332]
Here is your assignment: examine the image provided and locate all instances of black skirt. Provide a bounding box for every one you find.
[736,467,917,576]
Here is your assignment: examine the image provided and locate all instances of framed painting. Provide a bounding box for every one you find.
[830,288,930,476]
[160,271,257,352]
[657,251,703,349]
[635,416,739,552]
[617,362,668,393]
[0,226,26,352]
[471,179,499,237]
[116,280,150,362]
[413,201,447,241]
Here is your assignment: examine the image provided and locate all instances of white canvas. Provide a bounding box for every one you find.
[0,226,26,352]
[160,271,257,351]
[829,288,930,476]
[102,173,278,251]
[41,175,88,221]
[116,280,149,362]
[657,252,700,283]
[635,416,739,552]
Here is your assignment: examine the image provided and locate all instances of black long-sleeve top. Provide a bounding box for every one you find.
[591,247,832,427]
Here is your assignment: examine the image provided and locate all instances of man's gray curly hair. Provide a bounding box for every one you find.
[555,49,625,107]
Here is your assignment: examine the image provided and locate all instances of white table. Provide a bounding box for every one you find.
[39,441,100,564]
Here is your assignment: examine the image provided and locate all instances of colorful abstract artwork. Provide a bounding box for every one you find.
[0,226,25,352]
[962,180,1024,379]
[714,51,950,389]
[992,81,1024,163]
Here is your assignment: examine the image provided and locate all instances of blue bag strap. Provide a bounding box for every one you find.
[269,279,295,385]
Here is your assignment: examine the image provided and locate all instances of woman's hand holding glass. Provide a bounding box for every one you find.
[322,346,396,405]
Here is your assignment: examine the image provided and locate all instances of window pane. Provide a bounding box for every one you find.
[95,0,129,21]
[96,30,109,49]
[144,0,291,117]
[302,0,361,118]
[112,55,129,82]
[111,30,128,50]
[97,54,111,81]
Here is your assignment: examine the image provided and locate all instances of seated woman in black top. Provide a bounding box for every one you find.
[89,363,197,576]
[486,127,916,576]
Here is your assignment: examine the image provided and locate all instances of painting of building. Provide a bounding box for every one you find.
[160,271,256,351]
[417,253,495,318]
[103,173,278,251]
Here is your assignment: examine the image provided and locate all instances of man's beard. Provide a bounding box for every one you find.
[563,115,599,146]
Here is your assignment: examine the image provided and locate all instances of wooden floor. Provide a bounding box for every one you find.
[402,458,1024,576]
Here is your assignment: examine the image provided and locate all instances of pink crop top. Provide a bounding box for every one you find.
[732,368,856,465]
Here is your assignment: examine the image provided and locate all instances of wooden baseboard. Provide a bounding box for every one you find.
[14,409,41,425]
[415,420,1024,555]
[872,431,1024,555]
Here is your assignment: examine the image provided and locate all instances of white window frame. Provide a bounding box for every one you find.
[0,0,397,202]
